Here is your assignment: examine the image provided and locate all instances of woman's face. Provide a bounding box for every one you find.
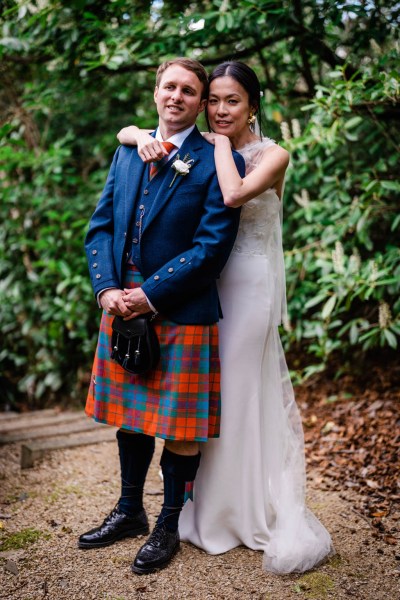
[207,76,253,138]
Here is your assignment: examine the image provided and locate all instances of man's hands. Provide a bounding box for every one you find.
[99,287,152,320]
[121,287,152,320]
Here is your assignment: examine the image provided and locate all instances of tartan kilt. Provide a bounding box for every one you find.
[85,265,221,441]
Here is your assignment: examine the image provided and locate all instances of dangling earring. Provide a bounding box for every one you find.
[247,111,256,125]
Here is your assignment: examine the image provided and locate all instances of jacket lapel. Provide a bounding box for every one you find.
[124,148,147,231]
[142,127,203,232]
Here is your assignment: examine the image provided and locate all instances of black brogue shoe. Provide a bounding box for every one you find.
[78,506,149,549]
[131,525,180,574]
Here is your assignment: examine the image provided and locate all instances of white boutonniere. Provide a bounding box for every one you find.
[169,153,194,188]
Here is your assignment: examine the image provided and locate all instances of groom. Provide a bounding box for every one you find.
[80,57,245,574]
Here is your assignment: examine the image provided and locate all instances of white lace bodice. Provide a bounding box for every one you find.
[228,137,287,325]
[232,138,281,257]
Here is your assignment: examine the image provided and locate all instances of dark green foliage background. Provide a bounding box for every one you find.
[0,1,399,407]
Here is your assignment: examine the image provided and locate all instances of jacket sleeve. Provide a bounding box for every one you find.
[84,147,121,296]
[141,151,245,312]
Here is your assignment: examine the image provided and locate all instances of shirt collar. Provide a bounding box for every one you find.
[155,125,195,148]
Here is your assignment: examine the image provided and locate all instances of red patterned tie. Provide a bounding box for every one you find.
[149,141,176,179]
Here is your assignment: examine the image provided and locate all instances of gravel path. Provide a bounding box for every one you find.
[1,437,398,600]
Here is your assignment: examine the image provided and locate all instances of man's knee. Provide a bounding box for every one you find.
[165,440,199,456]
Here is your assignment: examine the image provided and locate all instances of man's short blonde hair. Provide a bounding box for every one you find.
[156,57,209,100]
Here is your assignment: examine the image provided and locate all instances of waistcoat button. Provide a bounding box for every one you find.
[132,238,138,244]
[92,263,98,268]
[95,274,101,279]
[168,267,174,273]
[180,257,186,263]
[154,275,160,280]
[143,189,149,195]
[92,249,97,255]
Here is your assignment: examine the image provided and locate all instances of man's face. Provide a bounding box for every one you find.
[154,65,206,136]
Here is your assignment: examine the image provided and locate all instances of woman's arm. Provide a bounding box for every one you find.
[206,133,289,208]
[117,125,168,163]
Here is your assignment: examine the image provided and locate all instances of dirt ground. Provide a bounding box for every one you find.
[0,434,399,600]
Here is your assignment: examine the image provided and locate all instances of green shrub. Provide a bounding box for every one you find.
[281,58,399,378]
[0,129,103,407]
[1,1,398,406]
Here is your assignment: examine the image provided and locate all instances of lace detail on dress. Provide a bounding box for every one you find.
[239,137,276,173]
[233,138,280,257]
[232,138,286,325]
[232,191,281,256]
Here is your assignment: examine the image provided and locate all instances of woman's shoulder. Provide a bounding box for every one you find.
[258,137,289,157]
[260,140,290,163]
[241,137,289,170]
[240,136,279,156]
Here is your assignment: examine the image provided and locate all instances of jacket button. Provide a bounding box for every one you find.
[95,274,101,279]
[180,257,186,263]
[92,249,97,255]
[168,267,174,273]
[124,232,127,237]
[139,204,145,209]
[143,189,149,195]
[154,275,160,280]
[93,263,98,268]
[132,238,138,244]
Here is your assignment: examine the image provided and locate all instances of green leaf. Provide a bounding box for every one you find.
[304,293,328,309]
[344,116,362,129]
[350,322,359,344]
[391,213,400,232]
[383,329,398,349]
[321,294,337,320]
[216,14,226,32]
[381,180,400,191]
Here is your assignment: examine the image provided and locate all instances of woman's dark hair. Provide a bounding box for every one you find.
[206,61,263,134]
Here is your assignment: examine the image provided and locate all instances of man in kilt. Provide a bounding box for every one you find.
[79,57,245,574]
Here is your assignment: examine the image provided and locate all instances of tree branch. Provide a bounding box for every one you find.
[293,0,316,94]
[0,21,359,82]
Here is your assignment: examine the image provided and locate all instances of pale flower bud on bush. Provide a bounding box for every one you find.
[280,121,291,141]
[332,241,345,274]
[370,260,378,283]
[282,312,292,332]
[294,189,310,208]
[291,118,302,138]
[349,250,361,272]
[301,189,309,206]
[379,301,391,329]
[370,39,382,55]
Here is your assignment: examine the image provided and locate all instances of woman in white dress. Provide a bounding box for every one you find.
[117,61,333,574]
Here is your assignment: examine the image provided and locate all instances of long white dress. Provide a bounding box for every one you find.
[179,138,333,574]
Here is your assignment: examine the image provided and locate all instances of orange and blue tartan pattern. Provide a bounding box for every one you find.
[85,265,221,441]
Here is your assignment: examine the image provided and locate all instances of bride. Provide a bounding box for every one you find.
[117,60,333,574]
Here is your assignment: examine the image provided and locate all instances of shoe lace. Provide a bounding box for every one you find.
[148,526,168,548]
[104,504,121,524]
